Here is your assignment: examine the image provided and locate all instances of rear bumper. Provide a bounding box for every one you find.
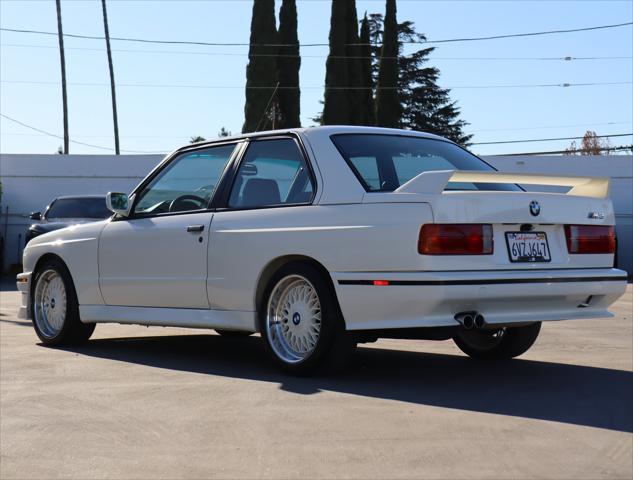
[16,272,31,320]
[332,268,628,330]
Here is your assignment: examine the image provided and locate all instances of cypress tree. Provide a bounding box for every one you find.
[375,0,400,128]
[358,13,375,125]
[243,0,278,133]
[344,0,364,126]
[322,0,350,124]
[277,0,301,128]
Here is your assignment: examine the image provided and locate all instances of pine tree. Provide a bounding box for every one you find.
[397,21,471,144]
[369,15,471,144]
[277,0,301,128]
[243,0,278,133]
[375,0,400,128]
[358,13,375,125]
[322,0,350,124]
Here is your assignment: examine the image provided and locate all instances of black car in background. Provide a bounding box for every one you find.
[26,195,112,244]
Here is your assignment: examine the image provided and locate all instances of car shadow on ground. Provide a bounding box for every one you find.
[58,333,633,434]
[0,317,31,326]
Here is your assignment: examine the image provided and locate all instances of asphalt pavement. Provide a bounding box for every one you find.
[1,282,631,479]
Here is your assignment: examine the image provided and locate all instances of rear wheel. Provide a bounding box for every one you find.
[31,259,95,345]
[453,322,541,360]
[259,262,355,375]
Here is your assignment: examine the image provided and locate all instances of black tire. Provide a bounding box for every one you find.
[453,322,541,360]
[215,329,253,337]
[31,258,95,346]
[259,262,355,375]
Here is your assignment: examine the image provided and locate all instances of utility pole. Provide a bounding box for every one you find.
[101,0,120,154]
[55,0,69,154]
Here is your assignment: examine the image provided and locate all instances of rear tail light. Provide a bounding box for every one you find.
[418,224,493,255]
[565,225,616,254]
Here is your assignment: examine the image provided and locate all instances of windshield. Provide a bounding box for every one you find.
[331,134,520,192]
[46,197,111,219]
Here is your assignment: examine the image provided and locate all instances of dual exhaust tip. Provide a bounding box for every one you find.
[454,311,486,330]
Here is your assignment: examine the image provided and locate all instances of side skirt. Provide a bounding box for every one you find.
[79,305,257,332]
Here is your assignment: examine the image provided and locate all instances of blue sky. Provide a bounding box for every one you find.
[0,0,631,155]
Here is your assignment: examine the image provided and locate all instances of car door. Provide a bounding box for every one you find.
[99,142,239,309]
[206,137,316,311]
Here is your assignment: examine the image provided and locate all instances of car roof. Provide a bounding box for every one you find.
[183,125,451,150]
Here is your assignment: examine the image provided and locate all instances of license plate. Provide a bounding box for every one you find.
[505,232,551,262]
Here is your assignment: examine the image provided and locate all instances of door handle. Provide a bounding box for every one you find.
[186,225,205,233]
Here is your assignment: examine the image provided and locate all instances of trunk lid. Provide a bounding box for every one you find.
[363,170,616,271]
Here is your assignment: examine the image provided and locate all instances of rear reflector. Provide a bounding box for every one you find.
[565,225,616,254]
[418,224,494,255]
[373,280,390,286]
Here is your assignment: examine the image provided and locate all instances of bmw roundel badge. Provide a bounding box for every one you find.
[529,200,541,217]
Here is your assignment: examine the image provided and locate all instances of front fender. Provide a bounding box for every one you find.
[23,220,109,306]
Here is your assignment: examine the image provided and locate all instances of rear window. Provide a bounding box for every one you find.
[46,197,111,219]
[331,134,520,192]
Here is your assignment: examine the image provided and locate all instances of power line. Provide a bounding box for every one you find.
[2,43,632,62]
[471,121,633,133]
[2,79,631,90]
[0,113,165,153]
[1,21,631,47]
[3,112,631,156]
[4,122,631,139]
[472,133,632,146]
[501,145,633,156]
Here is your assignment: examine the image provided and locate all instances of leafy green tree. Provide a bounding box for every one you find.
[190,135,206,143]
[277,0,301,128]
[218,127,232,137]
[375,0,400,128]
[243,0,278,133]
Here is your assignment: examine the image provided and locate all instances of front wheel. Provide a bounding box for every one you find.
[259,263,355,375]
[453,322,541,360]
[31,259,95,346]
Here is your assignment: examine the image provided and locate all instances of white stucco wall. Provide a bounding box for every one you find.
[1,153,631,274]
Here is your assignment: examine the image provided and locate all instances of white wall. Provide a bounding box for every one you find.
[0,154,163,271]
[1,153,631,274]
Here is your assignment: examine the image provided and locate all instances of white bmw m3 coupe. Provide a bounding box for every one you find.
[18,126,627,373]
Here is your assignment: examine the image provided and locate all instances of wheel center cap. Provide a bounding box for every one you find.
[50,298,56,309]
[292,312,301,326]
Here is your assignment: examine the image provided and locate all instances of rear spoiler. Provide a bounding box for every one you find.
[394,170,610,199]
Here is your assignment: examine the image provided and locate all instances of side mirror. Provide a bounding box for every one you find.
[29,212,42,221]
[106,192,132,217]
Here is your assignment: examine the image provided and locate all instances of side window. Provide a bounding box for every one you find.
[134,143,236,215]
[350,157,380,190]
[228,138,314,208]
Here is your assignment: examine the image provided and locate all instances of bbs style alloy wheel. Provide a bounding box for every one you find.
[260,262,355,374]
[31,259,95,346]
